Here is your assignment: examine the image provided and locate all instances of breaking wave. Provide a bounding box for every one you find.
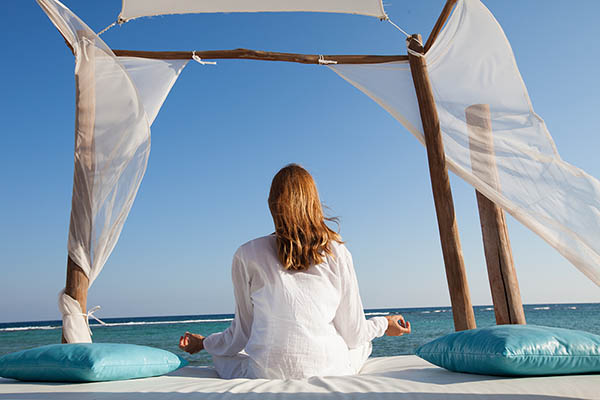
[0,318,234,332]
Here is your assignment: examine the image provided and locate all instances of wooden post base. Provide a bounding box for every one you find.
[61,256,89,343]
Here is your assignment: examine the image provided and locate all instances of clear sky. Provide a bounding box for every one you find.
[0,0,599,323]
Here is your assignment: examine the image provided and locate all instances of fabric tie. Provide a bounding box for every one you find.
[193,51,217,65]
[82,305,107,337]
[318,55,337,65]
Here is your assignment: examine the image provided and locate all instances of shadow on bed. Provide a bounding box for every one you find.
[0,391,577,400]
[169,362,506,383]
[364,367,505,384]
[168,365,505,385]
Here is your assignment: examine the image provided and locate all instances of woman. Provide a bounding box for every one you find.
[179,164,411,379]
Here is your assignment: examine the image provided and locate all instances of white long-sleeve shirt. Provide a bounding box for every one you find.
[203,235,388,379]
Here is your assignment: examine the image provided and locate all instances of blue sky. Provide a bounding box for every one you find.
[0,0,598,323]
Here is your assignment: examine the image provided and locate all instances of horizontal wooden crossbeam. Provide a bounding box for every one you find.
[112,48,408,64]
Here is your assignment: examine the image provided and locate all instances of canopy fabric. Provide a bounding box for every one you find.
[118,0,387,22]
[38,0,188,342]
[117,57,188,126]
[330,0,600,286]
[58,289,91,343]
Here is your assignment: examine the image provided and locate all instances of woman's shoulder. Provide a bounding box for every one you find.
[234,234,277,260]
[240,234,276,249]
[320,238,352,274]
[328,238,350,258]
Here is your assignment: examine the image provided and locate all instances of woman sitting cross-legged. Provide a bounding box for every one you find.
[179,163,411,379]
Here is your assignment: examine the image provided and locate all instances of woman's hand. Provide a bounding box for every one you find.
[179,331,205,354]
[384,315,411,336]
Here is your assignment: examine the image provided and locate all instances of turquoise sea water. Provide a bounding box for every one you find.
[1,303,598,366]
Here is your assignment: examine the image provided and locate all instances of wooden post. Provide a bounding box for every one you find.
[407,34,476,331]
[424,0,458,53]
[62,32,95,342]
[62,257,90,343]
[466,104,526,325]
[65,257,89,314]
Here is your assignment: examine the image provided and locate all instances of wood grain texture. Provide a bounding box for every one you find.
[62,31,95,343]
[112,48,408,64]
[466,104,526,325]
[407,34,476,332]
[424,0,458,53]
[62,256,89,343]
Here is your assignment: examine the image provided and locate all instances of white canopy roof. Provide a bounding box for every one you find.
[118,0,388,22]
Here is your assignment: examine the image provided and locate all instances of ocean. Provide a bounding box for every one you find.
[1,303,598,366]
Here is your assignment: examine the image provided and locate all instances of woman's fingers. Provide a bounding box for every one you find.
[179,334,192,352]
[385,315,412,336]
[179,332,204,354]
[397,319,410,332]
[393,315,406,328]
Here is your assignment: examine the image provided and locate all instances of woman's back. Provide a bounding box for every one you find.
[241,235,353,378]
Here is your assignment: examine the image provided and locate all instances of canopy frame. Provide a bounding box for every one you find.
[52,0,527,340]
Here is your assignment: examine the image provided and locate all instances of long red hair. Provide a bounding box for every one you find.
[268,164,342,271]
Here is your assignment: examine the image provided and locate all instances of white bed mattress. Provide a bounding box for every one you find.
[1,355,598,399]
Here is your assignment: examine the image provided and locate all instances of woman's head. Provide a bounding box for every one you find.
[268,164,342,271]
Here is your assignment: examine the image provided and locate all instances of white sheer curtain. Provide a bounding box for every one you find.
[330,0,600,286]
[38,0,189,342]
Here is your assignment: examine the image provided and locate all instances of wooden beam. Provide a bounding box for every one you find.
[112,48,408,64]
[62,256,90,343]
[424,0,457,53]
[407,34,476,332]
[466,104,526,325]
[62,31,95,343]
[61,33,74,55]
[65,256,89,314]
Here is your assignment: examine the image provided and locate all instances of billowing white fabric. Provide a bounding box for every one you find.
[329,61,422,145]
[38,0,188,341]
[118,0,387,22]
[58,290,91,343]
[117,57,188,126]
[3,355,600,399]
[330,0,600,286]
[203,235,388,379]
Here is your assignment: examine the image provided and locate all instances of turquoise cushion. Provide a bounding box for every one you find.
[0,343,187,382]
[416,325,600,376]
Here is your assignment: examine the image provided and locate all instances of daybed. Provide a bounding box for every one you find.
[1,355,598,399]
